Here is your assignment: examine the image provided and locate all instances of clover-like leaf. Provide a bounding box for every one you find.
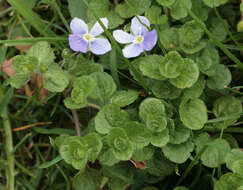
[108,178,130,190]
[203,0,228,8]
[156,0,175,6]
[209,17,228,41]
[180,40,207,54]
[9,73,32,89]
[89,72,117,104]
[160,51,184,79]
[169,123,191,144]
[226,149,243,173]
[43,64,69,92]
[192,0,211,21]
[159,28,180,51]
[214,173,243,190]
[132,145,155,162]
[106,128,133,160]
[27,41,55,67]
[95,104,130,134]
[207,64,232,90]
[139,55,165,80]
[151,129,170,147]
[110,90,139,107]
[170,58,199,89]
[64,97,87,109]
[169,0,192,20]
[13,55,38,74]
[59,136,89,170]
[145,5,168,25]
[146,114,167,133]
[122,121,152,149]
[139,98,166,123]
[68,0,87,20]
[162,140,194,164]
[180,98,208,130]
[151,80,182,100]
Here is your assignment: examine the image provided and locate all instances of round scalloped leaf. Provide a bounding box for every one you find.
[214,173,243,190]
[108,178,130,190]
[225,149,243,172]
[64,97,87,109]
[231,159,243,174]
[170,58,199,89]
[160,51,184,79]
[95,104,130,134]
[192,0,210,21]
[180,98,208,130]
[139,55,165,80]
[106,128,133,160]
[169,124,191,144]
[145,5,168,25]
[151,129,170,147]
[122,121,152,149]
[173,187,188,190]
[207,64,232,90]
[156,0,175,6]
[203,0,228,8]
[200,138,231,168]
[146,114,167,133]
[169,0,192,20]
[180,41,207,54]
[162,140,194,164]
[213,96,242,128]
[110,90,139,107]
[89,72,117,103]
[139,98,166,122]
[13,55,38,73]
[43,64,69,92]
[132,146,155,161]
[159,28,180,51]
[209,17,228,41]
[183,75,206,99]
[151,80,182,100]
[98,146,119,166]
[9,73,32,89]
[73,168,102,190]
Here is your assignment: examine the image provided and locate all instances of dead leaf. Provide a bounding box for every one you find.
[130,159,147,170]
[2,58,15,77]
[37,75,49,101]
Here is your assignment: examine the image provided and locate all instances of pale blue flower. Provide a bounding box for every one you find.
[69,17,111,55]
[113,16,158,58]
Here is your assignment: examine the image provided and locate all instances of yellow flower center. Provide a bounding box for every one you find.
[83,33,95,42]
[134,35,144,44]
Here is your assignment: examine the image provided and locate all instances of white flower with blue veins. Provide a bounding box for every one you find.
[69,17,111,55]
[113,16,158,58]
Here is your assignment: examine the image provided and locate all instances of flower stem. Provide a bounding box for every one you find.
[71,109,81,136]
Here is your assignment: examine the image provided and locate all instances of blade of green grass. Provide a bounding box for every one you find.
[110,49,120,88]
[39,156,63,169]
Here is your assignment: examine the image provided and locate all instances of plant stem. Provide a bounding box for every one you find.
[71,109,81,136]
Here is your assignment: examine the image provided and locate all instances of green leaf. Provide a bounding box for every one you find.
[27,41,55,66]
[207,64,232,90]
[73,168,102,190]
[132,146,155,162]
[162,140,194,164]
[147,152,175,177]
[89,72,117,103]
[151,80,182,100]
[95,104,130,134]
[170,58,199,89]
[200,138,231,168]
[68,0,87,20]
[99,146,119,166]
[169,123,191,144]
[64,97,87,109]
[110,90,139,107]
[146,114,167,133]
[226,149,243,173]
[43,64,69,92]
[214,173,243,190]
[231,159,243,175]
[183,75,206,99]
[145,5,168,25]
[209,17,228,41]
[159,27,180,51]
[13,55,38,73]
[169,0,192,20]
[203,0,228,8]
[160,51,184,79]
[59,136,88,170]
[173,187,188,190]
[179,98,208,130]
[156,0,175,6]
[9,73,32,88]
[180,40,207,54]
[122,121,152,149]
[151,129,170,147]
[115,0,151,19]
[108,178,130,190]
[139,55,166,80]
[213,96,242,128]
[83,133,103,163]
[192,0,210,21]
[139,98,166,122]
[106,128,133,160]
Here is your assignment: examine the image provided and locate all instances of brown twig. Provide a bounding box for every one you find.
[113,0,118,5]
[71,109,81,136]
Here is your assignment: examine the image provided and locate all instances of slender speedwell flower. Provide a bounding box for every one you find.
[113,16,157,58]
[69,17,111,55]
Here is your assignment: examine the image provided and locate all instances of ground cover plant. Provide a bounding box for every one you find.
[0,0,243,189]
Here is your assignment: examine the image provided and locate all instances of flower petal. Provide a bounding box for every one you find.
[90,18,108,37]
[113,30,134,44]
[131,16,150,36]
[142,29,158,51]
[70,17,88,34]
[90,38,111,55]
[69,34,88,53]
[122,43,143,58]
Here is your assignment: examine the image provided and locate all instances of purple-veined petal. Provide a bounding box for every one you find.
[70,17,88,34]
[142,29,158,51]
[90,18,108,37]
[113,30,134,44]
[69,34,88,53]
[122,43,143,58]
[90,38,111,55]
[131,16,150,36]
